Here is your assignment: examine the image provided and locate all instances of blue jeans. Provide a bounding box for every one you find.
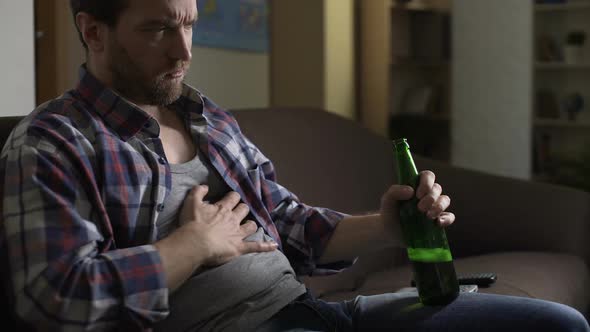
[256,291,590,332]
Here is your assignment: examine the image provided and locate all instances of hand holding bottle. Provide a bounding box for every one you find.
[380,170,455,241]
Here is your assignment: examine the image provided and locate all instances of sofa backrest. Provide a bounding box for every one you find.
[2,109,589,262]
[0,117,23,149]
[0,115,32,329]
[232,107,396,215]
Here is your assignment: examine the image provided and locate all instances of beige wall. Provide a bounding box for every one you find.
[271,0,356,119]
[452,0,533,179]
[185,47,269,110]
[270,0,325,110]
[324,0,356,119]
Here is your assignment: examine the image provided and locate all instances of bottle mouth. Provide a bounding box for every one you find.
[392,138,410,152]
[392,138,408,145]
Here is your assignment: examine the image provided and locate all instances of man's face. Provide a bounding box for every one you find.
[104,0,197,106]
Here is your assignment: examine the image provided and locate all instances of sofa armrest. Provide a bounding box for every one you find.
[415,155,590,263]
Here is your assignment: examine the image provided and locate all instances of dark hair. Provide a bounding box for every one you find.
[70,0,130,49]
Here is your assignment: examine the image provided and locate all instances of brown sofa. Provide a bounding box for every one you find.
[231,107,590,317]
[0,107,589,323]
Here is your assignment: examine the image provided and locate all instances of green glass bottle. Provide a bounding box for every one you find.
[392,138,459,305]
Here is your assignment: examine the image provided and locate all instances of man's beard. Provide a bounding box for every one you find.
[107,39,187,106]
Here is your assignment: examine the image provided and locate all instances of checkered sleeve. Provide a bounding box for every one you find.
[0,135,168,329]
[242,136,349,275]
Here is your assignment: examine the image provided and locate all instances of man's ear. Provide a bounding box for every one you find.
[75,12,107,52]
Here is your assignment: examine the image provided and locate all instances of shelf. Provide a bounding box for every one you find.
[391,1,451,12]
[534,118,590,128]
[535,1,590,12]
[425,114,450,121]
[536,62,590,70]
[392,113,450,121]
[392,58,450,68]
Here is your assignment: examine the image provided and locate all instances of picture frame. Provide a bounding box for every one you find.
[192,0,269,53]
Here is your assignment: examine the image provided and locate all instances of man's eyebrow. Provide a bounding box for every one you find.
[138,19,172,28]
[139,17,197,28]
[187,16,198,25]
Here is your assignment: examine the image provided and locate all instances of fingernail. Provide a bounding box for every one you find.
[427,210,437,219]
[438,216,448,225]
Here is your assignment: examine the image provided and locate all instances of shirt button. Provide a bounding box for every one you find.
[157,204,165,212]
[158,157,167,165]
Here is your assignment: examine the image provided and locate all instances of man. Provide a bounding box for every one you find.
[0,0,587,331]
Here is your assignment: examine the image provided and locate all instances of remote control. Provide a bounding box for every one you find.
[411,273,497,288]
[460,284,478,293]
[458,273,497,287]
[396,284,478,294]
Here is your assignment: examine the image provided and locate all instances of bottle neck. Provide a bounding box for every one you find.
[393,141,419,188]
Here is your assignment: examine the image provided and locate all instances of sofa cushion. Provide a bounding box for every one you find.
[318,252,590,314]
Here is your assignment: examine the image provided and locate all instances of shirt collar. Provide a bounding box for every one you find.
[75,64,205,141]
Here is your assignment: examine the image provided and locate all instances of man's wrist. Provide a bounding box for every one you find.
[380,211,404,247]
[154,223,212,291]
[179,222,210,268]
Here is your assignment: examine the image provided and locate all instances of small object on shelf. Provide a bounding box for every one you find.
[564,30,587,64]
[566,31,586,45]
[537,34,563,62]
[394,0,425,10]
[394,0,449,11]
[562,93,585,121]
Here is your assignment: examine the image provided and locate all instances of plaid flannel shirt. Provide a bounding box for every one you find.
[0,66,346,330]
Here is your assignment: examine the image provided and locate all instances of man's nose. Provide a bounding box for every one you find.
[169,28,192,62]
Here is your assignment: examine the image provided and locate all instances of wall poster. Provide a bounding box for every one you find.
[192,0,269,53]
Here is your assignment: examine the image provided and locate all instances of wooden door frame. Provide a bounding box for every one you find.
[34,0,58,105]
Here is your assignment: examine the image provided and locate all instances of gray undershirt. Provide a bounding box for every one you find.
[155,148,306,332]
[156,149,230,240]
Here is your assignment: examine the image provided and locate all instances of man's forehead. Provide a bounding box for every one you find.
[126,0,197,21]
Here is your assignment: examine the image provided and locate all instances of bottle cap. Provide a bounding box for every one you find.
[393,138,407,145]
[392,138,409,151]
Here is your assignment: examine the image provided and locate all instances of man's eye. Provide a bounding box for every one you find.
[145,26,169,33]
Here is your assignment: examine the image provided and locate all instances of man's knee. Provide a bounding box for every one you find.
[539,303,589,332]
